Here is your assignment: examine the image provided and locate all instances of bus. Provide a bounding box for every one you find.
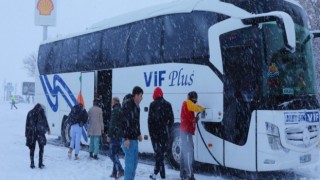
[35,0,320,172]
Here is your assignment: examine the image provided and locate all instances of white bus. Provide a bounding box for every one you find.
[36,0,320,172]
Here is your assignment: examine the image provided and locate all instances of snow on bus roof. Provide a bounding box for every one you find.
[40,0,250,45]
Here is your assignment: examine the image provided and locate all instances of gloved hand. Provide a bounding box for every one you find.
[195,115,200,122]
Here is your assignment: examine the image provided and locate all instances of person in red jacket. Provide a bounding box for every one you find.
[180,91,205,180]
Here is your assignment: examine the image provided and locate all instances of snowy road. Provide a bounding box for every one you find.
[0,102,319,180]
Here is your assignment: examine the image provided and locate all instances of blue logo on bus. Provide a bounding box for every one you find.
[284,111,320,124]
[40,75,77,111]
[144,68,194,87]
[40,75,88,142]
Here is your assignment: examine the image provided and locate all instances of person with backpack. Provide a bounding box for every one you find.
[121,86,144,180]
[67,103,88,160]
[148,87,174,180]
[87,99,104,160]
[180,91,205,180]
[25,103,51,169]
[107,97,124,178]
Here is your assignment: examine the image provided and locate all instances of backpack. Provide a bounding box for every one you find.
[78,109,88,127]
[120,94,133,137]
[69,104,88,126]
[122,93,133,107]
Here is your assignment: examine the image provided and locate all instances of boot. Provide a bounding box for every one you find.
[30,161,35,169]
[187,175,196,180]
[30,147,35,169]
[149,173,156,180]
[74,154,79,160]
[159,164,165,179]
[38,163,45,169]
[68,148,72,158]
[38,157,45,169]
[110,173,117,178]
[93,154,99,160]
[89,152,93,158]
[118,171,124,178]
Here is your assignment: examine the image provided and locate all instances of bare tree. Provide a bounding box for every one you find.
[23,52,37,77]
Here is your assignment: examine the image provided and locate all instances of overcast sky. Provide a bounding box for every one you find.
[0,0,173,96]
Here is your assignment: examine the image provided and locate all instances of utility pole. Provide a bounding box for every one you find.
[43,25,48,41]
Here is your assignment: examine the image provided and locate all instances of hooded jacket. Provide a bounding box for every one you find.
[180,99,205,135]
[148,87,174,141]
[108,103,123,139]
[25,104,50,147]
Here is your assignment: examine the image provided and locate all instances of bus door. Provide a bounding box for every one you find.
[81,72,95,109]
[80,72,95,144]
[97,70,112,134]
[202,12,296,170]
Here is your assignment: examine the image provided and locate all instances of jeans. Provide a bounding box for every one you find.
[109,138,124,174]
[121,139,139,180]
[151,137,167,178]
[180,131,194,178]
[89,136,100,155]
[69,124,82,155]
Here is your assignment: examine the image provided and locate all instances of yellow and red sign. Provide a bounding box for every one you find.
[34,0,57,26]
[37,0,54,16]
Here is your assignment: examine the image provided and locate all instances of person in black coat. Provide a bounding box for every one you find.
[25,103,51,169]
[121,86,144,180]
[148,87,174,180]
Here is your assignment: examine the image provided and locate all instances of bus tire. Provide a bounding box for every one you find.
[167,124,181,169]
[61,115,71,147]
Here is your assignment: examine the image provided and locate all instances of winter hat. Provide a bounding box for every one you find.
[153,87,163,100]
[188,91,198,100]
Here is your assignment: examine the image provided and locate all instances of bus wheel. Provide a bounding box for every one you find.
[61,115,71,147]
[167,125,181,169]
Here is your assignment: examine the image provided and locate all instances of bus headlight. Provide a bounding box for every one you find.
[265,122,289,152]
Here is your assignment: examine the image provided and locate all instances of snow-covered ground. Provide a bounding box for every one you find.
[0,102,221,180]
[0,101,319,180]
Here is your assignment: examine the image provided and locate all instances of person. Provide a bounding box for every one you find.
[180,91,205,180]
[121,86,144,180]
[107,97,124,178]
[87,99,104,160]
[67,103,88,160]
[148,87,174,180]
[25,103,51,169]
[11,95,18,109]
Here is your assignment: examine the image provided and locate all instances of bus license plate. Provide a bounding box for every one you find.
[300,154,311,163]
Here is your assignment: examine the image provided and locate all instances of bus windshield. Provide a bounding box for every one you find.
[263,23,317,98]
[220,22,319,112]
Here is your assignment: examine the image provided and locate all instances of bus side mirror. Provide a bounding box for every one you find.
[311,30,320,39]
[242,11,296,53]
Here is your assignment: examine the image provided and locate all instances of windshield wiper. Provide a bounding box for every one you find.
[297,34,312,51]
[278,98,301,108]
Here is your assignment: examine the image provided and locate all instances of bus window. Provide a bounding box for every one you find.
[101,26,129,68]
[128,18,161,65]
[61,38,78,73]
[163,12,217,62]
[38,43,54,74]
[78,32,102,71]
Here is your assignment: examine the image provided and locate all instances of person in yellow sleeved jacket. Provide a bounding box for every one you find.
[180,91,205,180]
